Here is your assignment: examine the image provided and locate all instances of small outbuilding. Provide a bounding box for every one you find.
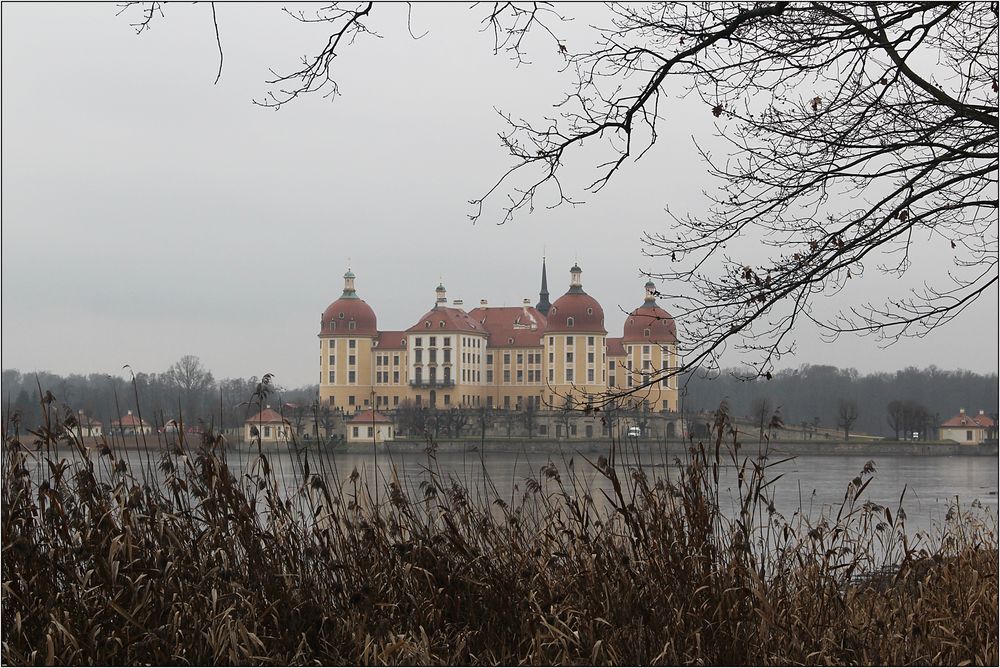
[112,410,151,436]
[940,409,995,444]
[244,406,293,443]
[76,411,102,438]
[346,410,394,443]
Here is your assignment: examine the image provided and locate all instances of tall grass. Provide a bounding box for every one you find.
[2,401,997,665]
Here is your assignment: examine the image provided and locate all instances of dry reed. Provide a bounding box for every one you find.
[2,401,997,665]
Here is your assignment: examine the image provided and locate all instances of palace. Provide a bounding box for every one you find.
[318,261,679,413]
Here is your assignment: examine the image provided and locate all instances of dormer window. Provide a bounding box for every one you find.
[349,321,356,330]
[643,328,650,337]
[330,322,336,331]
[439,321,445,328]
[339,312,345,319]
[587,308,593,315]
[567,317,575,327]
[425,321,431,328]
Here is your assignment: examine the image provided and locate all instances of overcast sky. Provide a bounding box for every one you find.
[2,3,997,388]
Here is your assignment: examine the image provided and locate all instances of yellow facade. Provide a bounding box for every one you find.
[318,265,680,413]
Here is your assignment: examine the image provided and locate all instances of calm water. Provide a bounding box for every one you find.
[53,441,998,535]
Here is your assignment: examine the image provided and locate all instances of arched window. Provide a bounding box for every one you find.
[567,317,574,327]
[425,321,430,328]
[587,307,593,315]
[439,321,445,328]
[339,312,345,319]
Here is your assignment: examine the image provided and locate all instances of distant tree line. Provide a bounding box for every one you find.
[682,365,998,439]
[2,357,318,433]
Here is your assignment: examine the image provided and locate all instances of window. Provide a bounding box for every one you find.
[609,376,616,387]
[570,425,577,436]
[643,345,650,354]
[967,430,974,441]
[566,369,574,381]
[263,426,271,438]
[429,349,437,363]
[608,361,614,370]
[348,321,356,330]
[566,317,574,327]
[644,328,651,337]
[415,349,422,363]
[348,371,356,383]
[352,426,359,437]
[587,352,594,363]
[329,396,335,406]
[393,396,400,406]
[444,395,451,405]
[349,339,356,349]
[549,336,554,346]
[329,355,335,365]
[329,322,336,331]
[549,369,554,382]
[644,360,651,369]
[486,353,493,365]
[444,337,450,346]
[328,371,335,383]
[504,370,511,383]
[566,352,574,362]
[549,352,554,363]
[538,424,547,435]
[486,371,493,382]
[516,353,523,364]
[439,321,445,328]
[663,400,669,411]
[394,355,400,365]
[504,396,510,409]
[517,370,523,382]
[504,353,511,365]
[394,371,400,383]
[444,367,451,383]
[588,336,594,346]
[566,336,574,346]
[367,426,374,437]
[415,337,422,347]
[415,368,422,383]
[587,369,594,382]
[430,336,437,347]
[348,396,356,405]
[349,355,356,365]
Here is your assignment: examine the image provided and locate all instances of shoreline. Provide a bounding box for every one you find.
[41,437,999,457]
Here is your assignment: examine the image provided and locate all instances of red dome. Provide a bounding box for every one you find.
[320,297,378,336]
[623,304,676,343]
[547,293,606,333]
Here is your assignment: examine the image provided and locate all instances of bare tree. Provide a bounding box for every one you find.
[120,3,998,390]
[837,399,859,440]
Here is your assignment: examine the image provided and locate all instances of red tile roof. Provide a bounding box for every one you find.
[407,306,484,333]
[468,306,546,347]
[623,304,677,343]
[348,409,392,424]
[606,337,626,356]
[547,292,606,333]
[244,407,289,424]
[940,410,995,428]
[112,413,149,427]
[320,297,378,337]
[375,330,408,350]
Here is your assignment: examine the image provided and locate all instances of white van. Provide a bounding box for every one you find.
[626,426,641,438]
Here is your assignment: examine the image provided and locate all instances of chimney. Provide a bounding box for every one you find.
[960,408,965,414]
[523,298,531,305]
[980,410,985,415]
[127,410,132,416]
[453,299,463,306]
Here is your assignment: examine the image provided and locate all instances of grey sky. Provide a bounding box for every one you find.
[2,3,997,388]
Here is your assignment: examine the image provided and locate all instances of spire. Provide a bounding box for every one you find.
[341,269,358,299]
[535,256,551,316]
